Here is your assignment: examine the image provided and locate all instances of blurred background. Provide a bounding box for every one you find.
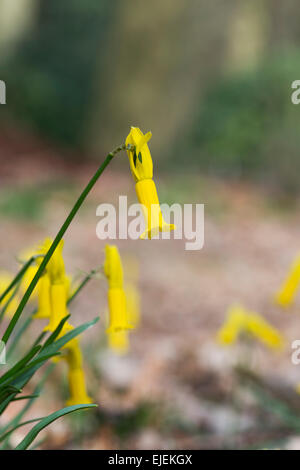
[2,0,300,450]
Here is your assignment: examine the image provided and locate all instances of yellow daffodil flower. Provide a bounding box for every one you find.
[246,313,283,349]
[217,305,247,345]
[108,330,129,355]
[65,367,92,406]
[19,246,46,300]
[104,245,133,333]
[0,271,20,318]
[64,338,92,405]
[43,239,72,333]
[217,304,284,349]
[126,127,175,239]
[275,254,300,307]
[33,273,51,319]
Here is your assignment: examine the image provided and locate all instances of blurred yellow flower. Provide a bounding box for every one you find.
[217,304,246,345]
[0,271,20,318]
[104,245,133,333]
[43,239,72,334]
[108,330,129,355]
[275,254,300,307]
[65,368,92,406]
[64,338,92,405]
[125,282,140,329]
[126,127,175,239]
[19,245,46,300]
[33,274,51,319]
[217,304,284,349]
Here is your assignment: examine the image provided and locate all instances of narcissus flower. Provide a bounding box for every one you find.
[104,245,133,333]
[275,254,300,307]
[43,239,72,334]
[126,127,175,239]
[33,274,51,319]
[64,339,92,406]
[0,272,20,317]
[65,368,92,406]
[217,304,284,349]
[217,305,246,345]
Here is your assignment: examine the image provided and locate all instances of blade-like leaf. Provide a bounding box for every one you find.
[0,417,42,445]
[41,315,71,350]
[0,345,41,386]
[15,404,97,450]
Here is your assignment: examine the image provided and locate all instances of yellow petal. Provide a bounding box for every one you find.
[135,179,175,239]
[126,127,153,182]
[65,368,92,406]
[275,255,300,307]
[104,245,124,289]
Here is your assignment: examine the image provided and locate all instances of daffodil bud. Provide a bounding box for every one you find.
[126,127,175,239]
[275,254,300,307]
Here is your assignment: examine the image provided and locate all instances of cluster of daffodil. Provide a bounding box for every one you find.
[217,304,284,349]
[18,239,92,405]
[0,127,170,414]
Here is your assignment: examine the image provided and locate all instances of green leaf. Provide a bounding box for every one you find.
[0,365,54,435]
[12,394,40,402]
[0,345,41,386]
[9,318,98,391]
[41,315,71,350]
[39,317,99,361]
[15,404,97,450]
[0,418,42,445]
[5,352,60,389]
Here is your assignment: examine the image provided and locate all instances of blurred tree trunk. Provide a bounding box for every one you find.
[87,0,236,158]
[225,0,268,73]
[0,0,38,59]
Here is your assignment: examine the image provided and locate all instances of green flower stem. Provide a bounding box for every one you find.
[2,144,129,344]
[67,268,100,304]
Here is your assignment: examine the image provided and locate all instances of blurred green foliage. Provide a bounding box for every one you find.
[3,0,117,149]
[186,50,300,193]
